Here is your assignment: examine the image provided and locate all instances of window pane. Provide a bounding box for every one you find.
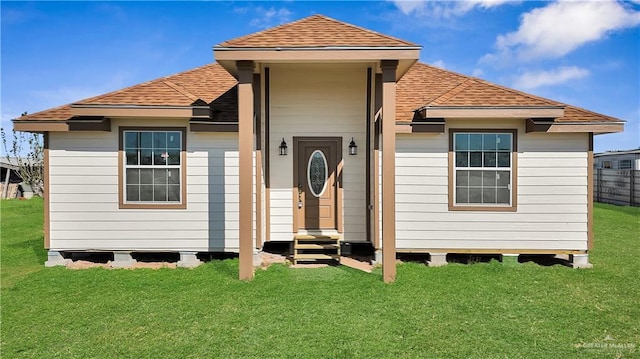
[168,185,180,201]
[497,171,510,186]
[456,170,469,186]
[497,152,510,167]
[168,169,180,184]
[154,169,167,184]
[126,185,139,201]
[469,134,482,150]
[125,132,138,149]
[153,132,167,149]
[483,134,497,150]
[497,188,510,204]
[126,149,138,165]
[469,188,482,203]
[154,151,167,166]
[497,134,511,151]
[140,132,152,148]
[140,169,153,184]
[483,188,496,204]
[456,187,469,204]
[470,152,482,167]
[455,134,469,151]
[469,171,482,186]
[154,185,167,202]
[456,152,468,167]
[140,149,152,165]
[483,171,496,186]
[167,150,180,165]
[126,169,139,185]
[140,185,153,201]
[483,152,497,167]
[167,132,181,149]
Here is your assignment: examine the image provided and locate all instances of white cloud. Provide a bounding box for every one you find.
[248,7,292,29]
[512,66,590,90]
[431,59,446,68]
[489,1,640,62]
[472,68,484,77]
[390,0,514,18]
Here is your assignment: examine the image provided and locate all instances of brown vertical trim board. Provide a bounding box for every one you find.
[365,67,372,243]
[43,132,50,249]
[381,60,398,283]
[587,132,594,250]
[237,60,255,280]
[373,73,382,250]
[264,67,271,242]
[118,127,187,209]
[448,129,518,212]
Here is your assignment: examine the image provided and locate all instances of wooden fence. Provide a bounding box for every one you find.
[594,169,640,206]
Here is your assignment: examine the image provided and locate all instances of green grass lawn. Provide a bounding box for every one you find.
[1,199,639,358]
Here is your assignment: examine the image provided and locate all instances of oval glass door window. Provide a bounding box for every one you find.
[307,150,328,197]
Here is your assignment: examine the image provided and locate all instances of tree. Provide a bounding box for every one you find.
[1,113,44,197]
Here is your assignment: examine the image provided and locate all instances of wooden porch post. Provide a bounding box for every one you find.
[381,60,398,283]
[237,60,255,280]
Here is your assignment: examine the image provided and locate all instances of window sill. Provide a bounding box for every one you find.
[448,205,517,212]
[119,203,187,210]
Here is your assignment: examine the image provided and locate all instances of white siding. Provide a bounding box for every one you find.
[269,64,368,241]
[394,120,589,251]
[49,118,246,252]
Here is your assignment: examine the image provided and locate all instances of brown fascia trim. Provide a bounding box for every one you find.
[396,117,445,134]
[14,116,112,132]
[190,121,238,132]
[418,106,565,119]
[527,118,625,134]
[67,116,111,131]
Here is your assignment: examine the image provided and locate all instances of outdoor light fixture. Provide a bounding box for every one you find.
[348,137,358,155]
[279,138,288,156]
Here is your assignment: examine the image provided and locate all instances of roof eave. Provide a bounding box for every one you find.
[418,105,566,119]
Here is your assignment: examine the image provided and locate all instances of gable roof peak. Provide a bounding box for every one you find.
[217,13,418,48]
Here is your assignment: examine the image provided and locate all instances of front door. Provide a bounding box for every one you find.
[294,137,341,231]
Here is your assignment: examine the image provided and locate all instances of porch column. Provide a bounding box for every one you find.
[237,60,255,281]
[381,60,398,283]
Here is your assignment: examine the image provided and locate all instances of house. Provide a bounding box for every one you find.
[594,149,640,170]
[0,158,36,199]
[13,15,624,281]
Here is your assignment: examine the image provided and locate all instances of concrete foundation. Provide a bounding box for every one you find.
[44,251,71,267]
[428,253,448,267]
[373,250,383,265]
[177,251,202,268]
[111,252,136,268]
[253,250,264,267]
[502,254,520,265]
[571,254,593,269]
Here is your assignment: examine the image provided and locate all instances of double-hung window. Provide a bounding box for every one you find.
[450,130,516,210]
[119,127,186,209]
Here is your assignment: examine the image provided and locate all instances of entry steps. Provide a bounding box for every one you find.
[293,234,341,264]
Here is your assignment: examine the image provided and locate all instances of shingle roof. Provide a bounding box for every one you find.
[218,14,418,48]
[17,62,620,126]
[19,63,237,121]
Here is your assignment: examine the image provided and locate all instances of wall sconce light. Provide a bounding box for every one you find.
[348,137,357,155]
[279,138,288,156]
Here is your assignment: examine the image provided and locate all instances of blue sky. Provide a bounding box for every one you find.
[2,1,639,152]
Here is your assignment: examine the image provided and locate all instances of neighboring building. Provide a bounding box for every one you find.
[0,158,35,199]
[13,15,624,280]
[594,149,640,170]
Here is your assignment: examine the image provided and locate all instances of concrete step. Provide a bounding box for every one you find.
[295,243,340,250]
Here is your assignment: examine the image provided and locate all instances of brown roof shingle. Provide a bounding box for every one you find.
[218,14,418,48]
[18,62,620,126]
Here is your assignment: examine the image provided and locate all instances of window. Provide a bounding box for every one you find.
[602,160,612,169]
[119,127,186,209]
[619,159,632,170]
[449,130,517,211]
